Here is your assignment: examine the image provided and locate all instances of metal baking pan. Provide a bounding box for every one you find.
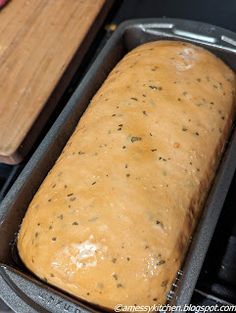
[0,18,236,313]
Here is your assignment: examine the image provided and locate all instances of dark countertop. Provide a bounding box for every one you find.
[114,0,236,32]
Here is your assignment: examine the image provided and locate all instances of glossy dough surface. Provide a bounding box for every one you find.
[18,41,236,309]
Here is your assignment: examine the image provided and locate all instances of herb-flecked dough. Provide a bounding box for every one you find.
[18,40,236,309]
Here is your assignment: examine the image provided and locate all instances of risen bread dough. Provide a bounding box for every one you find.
[18,41,236,309]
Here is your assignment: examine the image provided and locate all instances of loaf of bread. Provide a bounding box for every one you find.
[18,40,236,309]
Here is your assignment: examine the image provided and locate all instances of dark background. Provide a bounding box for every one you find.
[114,0,236,32]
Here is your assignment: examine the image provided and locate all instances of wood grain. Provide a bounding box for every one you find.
[0,0,108,164]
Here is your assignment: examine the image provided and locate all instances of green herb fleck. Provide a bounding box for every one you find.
[157,260,166,265]
[161,280,168,287]
[149,85,157,90]
[112,273,118,280]
[117,283,123,288]
[151,66,158,71]
[131,136,142,143]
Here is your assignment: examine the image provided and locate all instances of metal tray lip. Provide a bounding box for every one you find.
[118,17,236,54]
[0,17,236,312]
[118,17,236,35]
[0,264,99,313]
[118,17,236,29]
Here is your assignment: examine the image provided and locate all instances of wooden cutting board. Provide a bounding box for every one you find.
[0,0,113,164]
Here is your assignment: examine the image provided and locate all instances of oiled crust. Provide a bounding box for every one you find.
[18,41,236,309]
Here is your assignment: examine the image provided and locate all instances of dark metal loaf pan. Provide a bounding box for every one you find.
[0,18,236,313]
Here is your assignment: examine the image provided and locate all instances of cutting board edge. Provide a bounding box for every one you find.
[0,0,115,165]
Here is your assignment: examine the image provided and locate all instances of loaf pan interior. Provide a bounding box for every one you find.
[0,18,236,313]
